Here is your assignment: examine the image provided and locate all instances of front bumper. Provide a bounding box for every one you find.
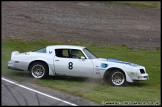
[134,74,149,80]
[127,70,149,82]
[129,72,149,81]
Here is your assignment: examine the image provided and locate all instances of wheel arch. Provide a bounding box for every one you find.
[28,60,56,76]
[103,67,133,83]
[28,60,49,71]
[103,67,125,81]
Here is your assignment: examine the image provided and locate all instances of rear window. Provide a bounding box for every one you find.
[33,48,46,53]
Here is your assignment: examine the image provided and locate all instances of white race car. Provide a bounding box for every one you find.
[8,45,149,86]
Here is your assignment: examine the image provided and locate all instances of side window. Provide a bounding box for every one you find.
[55,49,69,58]
[55,49,86,59]
[78,50,85,58]
[62,49,69,57]
[69,49,86,59]
[55,49,64,57]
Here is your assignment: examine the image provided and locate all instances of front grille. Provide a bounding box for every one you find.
[140,69,145,74]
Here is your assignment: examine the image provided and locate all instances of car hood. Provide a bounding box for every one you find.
[94,58,141,67]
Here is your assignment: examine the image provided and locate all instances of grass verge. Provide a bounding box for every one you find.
[2,39,160,105]
[103,1,160,9]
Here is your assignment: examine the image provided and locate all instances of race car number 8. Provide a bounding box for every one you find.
[68,62,73,70]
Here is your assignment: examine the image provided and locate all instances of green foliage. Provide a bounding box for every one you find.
[2,39,160,105]
[103,1,160,9]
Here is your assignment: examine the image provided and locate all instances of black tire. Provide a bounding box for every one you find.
[29,62,49,79]
[108,70,127,86]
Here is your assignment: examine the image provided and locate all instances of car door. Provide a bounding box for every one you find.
[54,49,94,77]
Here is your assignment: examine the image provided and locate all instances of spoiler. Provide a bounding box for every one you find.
[11,51,20,58]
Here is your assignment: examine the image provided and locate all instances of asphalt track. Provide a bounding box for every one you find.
[1,77,99,106]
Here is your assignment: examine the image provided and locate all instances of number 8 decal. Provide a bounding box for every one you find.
[68,62,73,70]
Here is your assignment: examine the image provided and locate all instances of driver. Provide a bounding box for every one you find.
[70,50,79,59]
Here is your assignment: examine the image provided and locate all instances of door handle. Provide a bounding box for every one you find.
[55,60,59,61]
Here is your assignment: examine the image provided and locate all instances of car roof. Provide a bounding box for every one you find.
[47,45,86,50]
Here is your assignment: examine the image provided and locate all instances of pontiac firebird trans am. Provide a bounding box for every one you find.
[8,45,149,86]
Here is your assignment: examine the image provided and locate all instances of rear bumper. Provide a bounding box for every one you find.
[8,60,24,71]
[8,66,24,71]
[8,60,14,68]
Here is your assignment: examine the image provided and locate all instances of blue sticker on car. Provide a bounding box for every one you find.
[49,51,52,54]
[101,63,108,68]
[107,58,140,67]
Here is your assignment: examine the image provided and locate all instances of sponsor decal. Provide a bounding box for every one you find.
[49,51,52,54]
[96,72,100,74]
[101,63,108,68]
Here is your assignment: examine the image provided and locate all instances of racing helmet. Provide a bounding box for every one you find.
[71,50,79,58]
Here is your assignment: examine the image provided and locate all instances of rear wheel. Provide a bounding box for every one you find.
[108,70,127,86]
[29,62,48,79]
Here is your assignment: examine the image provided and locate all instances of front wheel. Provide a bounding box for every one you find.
[108,70,127,86]
[29,62,48,79]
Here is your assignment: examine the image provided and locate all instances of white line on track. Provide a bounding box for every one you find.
[2,77,77,106]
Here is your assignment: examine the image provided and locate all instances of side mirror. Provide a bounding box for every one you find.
[80,56,86,59]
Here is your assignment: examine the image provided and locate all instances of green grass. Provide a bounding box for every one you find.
[103,1,160,9]
[2,39,160,105]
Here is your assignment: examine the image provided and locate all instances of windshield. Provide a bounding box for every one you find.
[83,48,98,59]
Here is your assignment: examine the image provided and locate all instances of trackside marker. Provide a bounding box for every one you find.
[2,77,77,106]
